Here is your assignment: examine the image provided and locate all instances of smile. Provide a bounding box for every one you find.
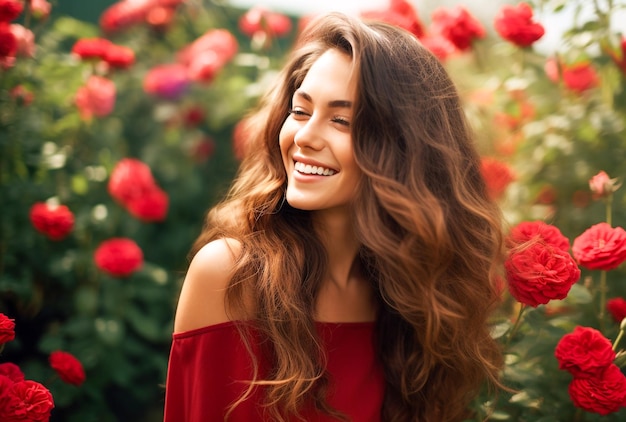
[294,161,336,176]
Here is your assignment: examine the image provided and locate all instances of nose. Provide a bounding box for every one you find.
[293,117,324,151]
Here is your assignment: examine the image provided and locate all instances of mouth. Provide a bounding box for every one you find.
[294,161,337,176]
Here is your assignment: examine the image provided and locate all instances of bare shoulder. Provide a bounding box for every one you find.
[173,238,242,333]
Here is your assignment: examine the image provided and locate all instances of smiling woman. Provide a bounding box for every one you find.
[165,11,506,422]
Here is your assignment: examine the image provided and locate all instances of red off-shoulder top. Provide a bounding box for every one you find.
[164,321,384,421]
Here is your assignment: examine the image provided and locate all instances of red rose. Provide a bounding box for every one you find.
[607,297,626,324]
[361,0,424,38]
[0,380,54,422]
[419,34,457,61]
[555,326,616,379]
[74,75,116,120]
[505,242,580,307]
[143,63,189,100]
[480,157,515,200]
[494,2,545,47]
[239,6,292,38]
[0,0,23,23]
[430,5,485,51]
[29,202,75,241]
[572,223,626,271]
[94,238,143,277]
[100,1,149,33]
[0,22,16,60]
[107,158,157,205]
[0,363,24,382]
[49,351,86,386]
[562,61,598,93]
[0,313,15,344]
[507,220,570,252]
[103,44,135,69]
[126,187,169,222]
[177,29,238,83]
[569,364,626,415]
[71,37,113,60]
[588,170,619,200]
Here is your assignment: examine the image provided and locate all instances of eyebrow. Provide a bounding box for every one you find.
[294,90,352,108]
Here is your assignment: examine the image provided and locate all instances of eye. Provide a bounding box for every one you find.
[287,108,309,119]
[332,116,351,127]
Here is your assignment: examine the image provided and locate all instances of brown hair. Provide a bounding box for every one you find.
[193,12,504,422]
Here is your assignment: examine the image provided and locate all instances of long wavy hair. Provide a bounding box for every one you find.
[192,12,505,422]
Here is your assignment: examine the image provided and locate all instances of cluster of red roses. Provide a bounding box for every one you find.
[100,0,186,34]
[0,0,49,68]
[0,313,85,421]
[71,37,135,120]
[503,170,626,415]
[555,326,626,415]
[29,157,169,278]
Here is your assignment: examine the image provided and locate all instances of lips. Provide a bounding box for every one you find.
[294,161,336,176]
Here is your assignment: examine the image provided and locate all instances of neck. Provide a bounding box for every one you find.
[312,208,361,289]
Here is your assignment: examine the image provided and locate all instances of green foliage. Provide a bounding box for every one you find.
[0,2,296,420]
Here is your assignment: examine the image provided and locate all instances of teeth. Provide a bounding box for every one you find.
[294,161,335,176]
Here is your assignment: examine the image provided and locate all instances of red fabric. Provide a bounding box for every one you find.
[164,321,384,421]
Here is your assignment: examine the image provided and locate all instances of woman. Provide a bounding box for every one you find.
[165,12,504,422]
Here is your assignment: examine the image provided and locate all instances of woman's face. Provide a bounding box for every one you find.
[279,48,361,214]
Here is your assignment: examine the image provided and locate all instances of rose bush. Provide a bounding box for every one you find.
[2,0,626,420]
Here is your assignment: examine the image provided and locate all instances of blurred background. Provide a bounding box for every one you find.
[2,0,626,421]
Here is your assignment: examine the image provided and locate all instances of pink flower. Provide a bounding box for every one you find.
[94,238,143,277]
[555,326,616,379]
[143,63,189,100]
[505,242,580,307]
[572,223,626,271]
[589,171,620,200]
[30,0,51,20]
[74,75,116,120]
[29,202,75,240]
[494,2,545,47]
[49,351,86,386]
[9,24,35,57]
[430,5,485,51]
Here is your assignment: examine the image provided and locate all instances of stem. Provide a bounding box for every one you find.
[505,304,527,349]
[613,327,624,352]
[605,194,613,226]
[599,270,607,332]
